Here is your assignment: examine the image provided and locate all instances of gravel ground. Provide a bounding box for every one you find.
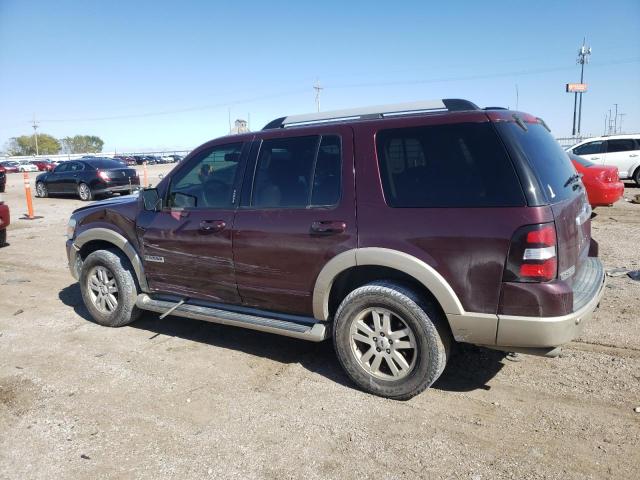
[1,165,639,479]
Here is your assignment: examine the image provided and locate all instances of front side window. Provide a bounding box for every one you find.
[252,135,341,208]
[168,143,243,209]
[376,123,525,207]
[607,139,637,153]
[573,141,604,156]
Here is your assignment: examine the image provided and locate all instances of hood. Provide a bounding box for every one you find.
[72,192,139,215]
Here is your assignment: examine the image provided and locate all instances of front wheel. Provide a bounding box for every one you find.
[333,281,451,400]
[78,182,93,201]
[80,249,141,327]
[633,167,640,187]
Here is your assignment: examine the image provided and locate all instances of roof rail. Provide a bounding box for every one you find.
[262,98,479,130]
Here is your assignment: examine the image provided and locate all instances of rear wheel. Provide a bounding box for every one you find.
[633,167,640,186]
[0,229,6,247]
[333,281,451,400]
[79,249,141,327]
[36,182,48,198]
[78,182,93,201]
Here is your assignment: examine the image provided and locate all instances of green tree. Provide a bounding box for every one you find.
[6,134,61,156]
[61,135,104,154]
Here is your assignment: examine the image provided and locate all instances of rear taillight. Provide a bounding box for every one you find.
[98,170,110,181]
[504,223,557,282]
[598,169,618,183]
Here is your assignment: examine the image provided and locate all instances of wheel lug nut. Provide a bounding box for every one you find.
[389,340,393,344]
[373,337,377,341]
[380,332,385,337]
[376,348,381,352]
[386,349,391,354]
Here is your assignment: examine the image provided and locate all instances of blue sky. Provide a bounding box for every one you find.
[0,0,639,152]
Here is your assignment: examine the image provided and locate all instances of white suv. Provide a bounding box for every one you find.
[567,134,640,185]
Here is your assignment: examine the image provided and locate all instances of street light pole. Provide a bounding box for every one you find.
[31,114,40,157]
[576,38,591,135]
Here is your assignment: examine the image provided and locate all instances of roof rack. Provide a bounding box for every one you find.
[262,98,479,130]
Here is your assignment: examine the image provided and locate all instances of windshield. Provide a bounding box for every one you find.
[496,122,578,203]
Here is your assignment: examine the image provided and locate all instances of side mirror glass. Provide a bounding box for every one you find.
[142,188,161,211]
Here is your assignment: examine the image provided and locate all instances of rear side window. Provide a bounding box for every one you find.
[252,135,341,208]
[573,141,604,156]
[607,139,638,153]
[376,122,525,208]
[497,122,577,202]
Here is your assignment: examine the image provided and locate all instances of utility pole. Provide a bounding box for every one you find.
[618,113,626,134]
[576,38,591,135]
[31,114,40,157]
[313,79,323,113]
[613,103,618,134]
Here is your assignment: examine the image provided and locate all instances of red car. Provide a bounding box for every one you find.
[0,199,9,246]
[0,161,20,173]
[31,160,55,171]
[569,153,624,208]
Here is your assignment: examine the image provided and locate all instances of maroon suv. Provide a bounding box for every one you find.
[65,99,605,399]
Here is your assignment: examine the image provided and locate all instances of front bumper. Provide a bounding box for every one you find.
[66,239,82,280]
[495,257,605,348]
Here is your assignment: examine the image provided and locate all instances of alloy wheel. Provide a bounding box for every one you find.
[87,266,119,314]
[349,307,417,380]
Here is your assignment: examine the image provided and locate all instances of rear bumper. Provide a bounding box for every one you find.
[589,181,624,207]
[93,183,140,195]
[495,257,605,348]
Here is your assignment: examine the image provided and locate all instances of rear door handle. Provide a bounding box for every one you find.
[591,157,600,160]
[310,220,346,235]
[630,154,638,158]
[199,220,226,233]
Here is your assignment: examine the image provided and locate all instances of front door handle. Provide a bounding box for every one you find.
[199,220,226,233]
[310,220,346,235]
[630,154,638,158]
[591,157,600,160]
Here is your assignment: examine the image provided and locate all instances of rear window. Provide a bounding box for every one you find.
[85,159,126,169]
[571,155,594,167]
[376,122,525,208]
[496,122,577,203]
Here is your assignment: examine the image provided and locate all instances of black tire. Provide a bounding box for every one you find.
[36,181,48,198]
[333,281,451,400]
[633,167,640,187]
[79,249,141,327]
[78,182,93,201]
[0,229,6,247]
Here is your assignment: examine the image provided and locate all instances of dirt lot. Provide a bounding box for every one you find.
[1,164,639,479]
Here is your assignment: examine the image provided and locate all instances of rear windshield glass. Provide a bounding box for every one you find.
[84,159,127,169]
[376,122,525,208]
[496,122,577,203]
[571,154,594,167]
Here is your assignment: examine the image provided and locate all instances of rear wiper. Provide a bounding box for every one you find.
[563,173,581,187]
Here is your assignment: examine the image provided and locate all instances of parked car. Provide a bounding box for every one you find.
[0,164,6,192]
[167,154,184,163]
[0,161,20,173]
[36,157,140,201]
[0,198,9,246]
[15,160,38,172]
[569,153,624,208]
[566,134,640,185]
[64,99,605,399]
[160,156,175,164]
[132,156,145,165]
[114,155,137,166]
[30,159,55,171]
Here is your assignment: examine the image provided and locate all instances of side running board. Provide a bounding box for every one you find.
[136,294,329,342]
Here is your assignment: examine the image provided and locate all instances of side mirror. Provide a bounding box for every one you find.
[142,188,161,211]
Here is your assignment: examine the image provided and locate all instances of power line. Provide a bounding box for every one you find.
[2,57,638,127]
